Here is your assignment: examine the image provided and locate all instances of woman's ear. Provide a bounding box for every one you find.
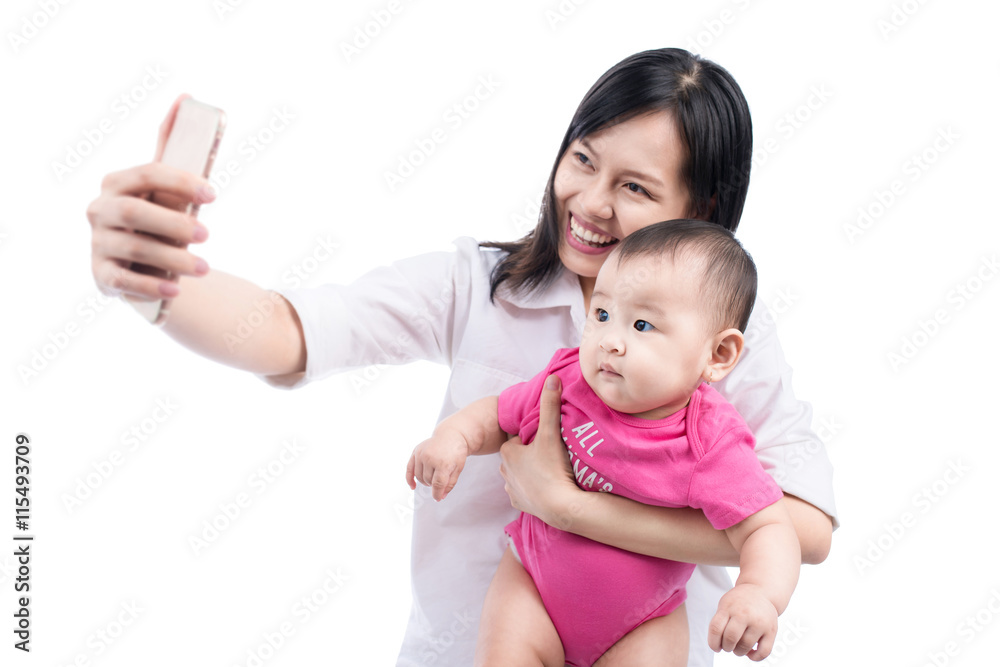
[703,328,744,384]
[705,194,717,220]
[691,194,717,221]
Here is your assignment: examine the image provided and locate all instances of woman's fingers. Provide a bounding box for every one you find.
[90,194,209,245]
[91,257,179,299]
[94,218,208,275]
[100,161,215,203]
[87,165,212,300]
[88,98,215,300]
[497,375,575,522]
[498,435,523,480]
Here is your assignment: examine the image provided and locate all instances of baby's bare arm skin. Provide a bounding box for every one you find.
[708,500,801,661]
[406,397,506,500]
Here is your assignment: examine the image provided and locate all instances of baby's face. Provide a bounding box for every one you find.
[580,252,716,420]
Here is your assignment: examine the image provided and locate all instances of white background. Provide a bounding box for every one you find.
[3,0,998,665]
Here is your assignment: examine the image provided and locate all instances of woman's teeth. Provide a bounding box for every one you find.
[570,218,616,247]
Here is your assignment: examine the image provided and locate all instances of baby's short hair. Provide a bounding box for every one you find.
[614,219,758,333]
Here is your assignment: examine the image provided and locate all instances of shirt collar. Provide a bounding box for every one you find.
[494,264,583,311]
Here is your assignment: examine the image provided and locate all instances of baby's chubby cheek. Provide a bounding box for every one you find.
[579,317,600,343]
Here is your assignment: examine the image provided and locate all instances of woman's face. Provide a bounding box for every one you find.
[554,111,695,288]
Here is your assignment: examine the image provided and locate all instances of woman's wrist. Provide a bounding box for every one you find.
[533,477,583,530]
[541,487,743,565]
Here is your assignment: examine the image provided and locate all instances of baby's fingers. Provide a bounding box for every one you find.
[405,453,417,490]
[429,462,462,501]
[746,629,774,662]
[714,614,749,654]
[708,612,753,655]
[411,456,429,491]
[429,468,449,501]
[730,627,760,658]
[707,612,725,653]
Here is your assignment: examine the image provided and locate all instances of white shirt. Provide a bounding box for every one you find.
[259,237,838,666]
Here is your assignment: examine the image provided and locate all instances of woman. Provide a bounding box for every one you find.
[87,48,836,666]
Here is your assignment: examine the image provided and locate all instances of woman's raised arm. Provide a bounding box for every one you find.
[87,94,307,379]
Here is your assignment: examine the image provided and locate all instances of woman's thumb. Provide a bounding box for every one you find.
[538,374,563,434]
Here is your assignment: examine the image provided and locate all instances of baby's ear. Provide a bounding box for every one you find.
[703,329,744,384]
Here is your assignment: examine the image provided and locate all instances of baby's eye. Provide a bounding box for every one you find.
[595,308,609,322]
[633,320,654,332]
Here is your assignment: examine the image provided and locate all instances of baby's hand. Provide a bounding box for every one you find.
[707,583,779,661]
[406,432,470,501]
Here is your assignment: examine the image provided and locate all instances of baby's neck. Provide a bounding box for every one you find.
[628,394,693,421]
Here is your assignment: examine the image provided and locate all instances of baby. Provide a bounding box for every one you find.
[406,219,800,666]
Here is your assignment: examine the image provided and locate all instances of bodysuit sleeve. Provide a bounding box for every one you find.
[687,421,785,530]
[497,348,575,440]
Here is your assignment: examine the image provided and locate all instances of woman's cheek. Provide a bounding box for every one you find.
[554,159,586,196]
[620,206,663,237]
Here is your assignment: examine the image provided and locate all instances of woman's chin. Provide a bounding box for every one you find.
[558,243,607,280]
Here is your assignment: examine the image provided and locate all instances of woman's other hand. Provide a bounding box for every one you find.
[499,375,580,528]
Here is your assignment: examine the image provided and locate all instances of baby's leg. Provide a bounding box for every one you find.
[475,545,565,667]
[593,603,688,667]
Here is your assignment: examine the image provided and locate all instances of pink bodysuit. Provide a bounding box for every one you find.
[498,347,784,667]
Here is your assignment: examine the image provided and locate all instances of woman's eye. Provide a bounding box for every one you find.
[634,320,654,332]
[596,309,609,322]
[576,152,592,166]
[626,182,648,196]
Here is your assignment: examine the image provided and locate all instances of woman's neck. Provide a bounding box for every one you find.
[578,274,596,313]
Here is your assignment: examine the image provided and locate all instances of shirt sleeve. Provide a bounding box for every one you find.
[496,349,569,438]
[688,421,785,530]
[712,295,839,528]
[255,237,481,390]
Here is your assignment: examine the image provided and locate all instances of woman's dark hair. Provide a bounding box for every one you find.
[614,219,758,334]
[481,48,753,302]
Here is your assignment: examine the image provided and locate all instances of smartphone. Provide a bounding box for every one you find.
[123,98,226,325]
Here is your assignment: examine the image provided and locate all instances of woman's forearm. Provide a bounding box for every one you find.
[499,374,835,566]
[161,270,306,377]
[549,490,832,567]
[552,489,740,566]
[783,494,834,564]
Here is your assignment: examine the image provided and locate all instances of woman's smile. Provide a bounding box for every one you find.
[565,212,618,255]
[553,111,694,289]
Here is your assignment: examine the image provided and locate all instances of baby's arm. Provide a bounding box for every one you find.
[406,396,507,501]
[708,499,800,661]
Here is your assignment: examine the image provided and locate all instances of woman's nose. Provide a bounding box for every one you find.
[577,180,614,221]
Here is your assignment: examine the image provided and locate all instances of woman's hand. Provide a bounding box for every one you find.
[86,93,216,301]
[499,375,580,527]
